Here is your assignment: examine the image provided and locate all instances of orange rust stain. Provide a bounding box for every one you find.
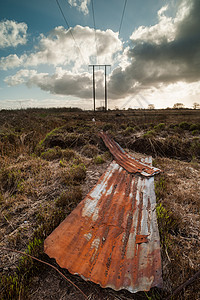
[44,136,162,293]
[135,235,149,244]
[99,132,161,176]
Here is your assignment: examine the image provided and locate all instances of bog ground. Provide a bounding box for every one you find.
[0,108,200,299]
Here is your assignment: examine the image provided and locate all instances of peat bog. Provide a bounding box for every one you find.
[0,108,200,299]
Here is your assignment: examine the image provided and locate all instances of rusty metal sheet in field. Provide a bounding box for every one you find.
[99,132,160,176]
[44,159,162,293]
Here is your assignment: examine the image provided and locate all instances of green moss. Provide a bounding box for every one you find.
[41,147,78,162]
[143,130,156,138]
[71,163,86,182]
[42,127,61,143]
[34,143,45,156]
[63,163,87,184]
[189,124,198,131]
[62,149,76,160]
[179,121,190,130]
[0,238,42,300]
[41,146,62,161]
[154,123,165,130]
[93,155,105,164]
[122,126,136,136]
[192,129,199,136]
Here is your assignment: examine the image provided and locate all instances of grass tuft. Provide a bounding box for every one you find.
[93,155,105,164]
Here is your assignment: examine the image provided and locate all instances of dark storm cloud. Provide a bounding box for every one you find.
[29,72,92,99]
[4,0,200,102]
[26,70,105,100]
[109,0,200,99]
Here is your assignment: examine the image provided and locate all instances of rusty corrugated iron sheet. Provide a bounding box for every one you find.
[44,158,162,293]
[99,132,160,176]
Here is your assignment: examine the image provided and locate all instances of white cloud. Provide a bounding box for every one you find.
[109,0,200,101]
[4,67,106,100]
[68,0,90,15]
[130,4,186,44]
[0,54,26,70]
[26,26,122,67]
[0,19,27,48]
[4,69,39,86]
[1,26,122,70]
[2,0,200,110]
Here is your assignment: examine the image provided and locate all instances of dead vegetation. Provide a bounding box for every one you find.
[0,108,200,299]
[154,158,200,299]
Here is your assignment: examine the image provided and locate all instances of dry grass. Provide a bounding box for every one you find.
[0,108,200,299]
[154,157,200,299]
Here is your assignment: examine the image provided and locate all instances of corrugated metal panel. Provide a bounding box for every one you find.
[44,159,162,293]
[99,132,160,176]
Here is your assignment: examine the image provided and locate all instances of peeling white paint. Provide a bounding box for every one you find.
[82,197,99,219]
[91,237,100,250]
[92,207,99,222]
[84,232,92,241]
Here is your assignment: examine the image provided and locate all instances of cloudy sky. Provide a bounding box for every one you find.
[0,0,200,109]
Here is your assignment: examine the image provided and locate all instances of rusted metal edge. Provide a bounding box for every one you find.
[99,131,160,176]
[44,159,162,293]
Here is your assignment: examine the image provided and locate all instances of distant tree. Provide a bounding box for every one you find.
[193,102,200,109]
[96,106,105,111]
[148,104,155,109]
[173,103,185,109]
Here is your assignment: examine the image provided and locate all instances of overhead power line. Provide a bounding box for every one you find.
[119,0,128,35]
[55,0,86,64]
[91,0,98,63]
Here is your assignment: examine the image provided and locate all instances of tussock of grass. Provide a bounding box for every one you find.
[81,144,98,158]
[55,186,82,208]
[154,157,200,298]
[154,123,165,130]
[102,123,114,132]
[41,146,62,161]
[62,163,87,185]
[0,168,23,195]
[0,109,200,299]
[41,146,78,162]
[93,155,105,165]
[179,121,191,130]
[143,130,156,138]
[122,126,136,136]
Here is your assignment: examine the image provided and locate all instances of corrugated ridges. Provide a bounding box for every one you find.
[99,132,160,176]
[44,160,162,293]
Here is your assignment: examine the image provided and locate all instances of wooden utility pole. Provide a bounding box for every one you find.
[89,65,111,111]
[92,65,95,112]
